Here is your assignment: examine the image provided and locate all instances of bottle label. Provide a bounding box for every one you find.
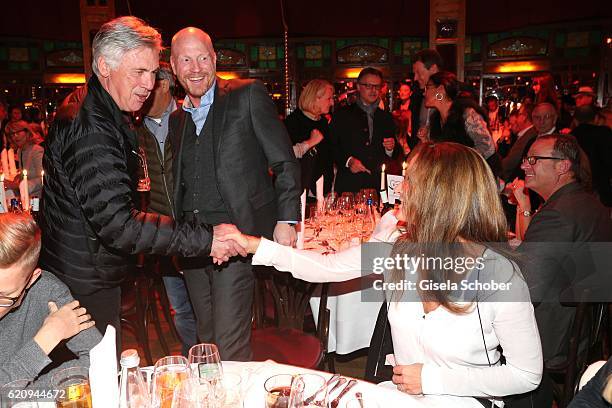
[31,197,40,211]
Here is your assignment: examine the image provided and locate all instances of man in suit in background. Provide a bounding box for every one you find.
[169,27,301,360]
[410,49,442,142]
[329,67,400,194]
[515,133,612,406]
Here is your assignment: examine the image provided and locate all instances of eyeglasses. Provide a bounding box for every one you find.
[522,156,564,165]
[0,288,27,308]
[358,83,383,91]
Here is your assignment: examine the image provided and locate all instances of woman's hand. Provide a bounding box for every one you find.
[216,230,261,254]
[307,129,324,148]
[392,364,424,394]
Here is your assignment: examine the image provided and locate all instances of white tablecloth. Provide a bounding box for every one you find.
[302,221,384,354]
[224,360,452,408]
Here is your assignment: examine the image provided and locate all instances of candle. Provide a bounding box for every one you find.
[0,173,6,213]
[402,161,407,177]
[19,170,29,212]
[1,149,8,177]
[380,164,386,191]
[8,148,17,178]
[41,170,44,187]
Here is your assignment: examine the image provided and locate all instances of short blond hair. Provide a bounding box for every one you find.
[0,213,41,272]
[298,79,333,115]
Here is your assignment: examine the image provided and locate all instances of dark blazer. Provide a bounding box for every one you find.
[169,77,301,238]
[519,182,612,362]
[329,102,400,194]
[570,124,612,207]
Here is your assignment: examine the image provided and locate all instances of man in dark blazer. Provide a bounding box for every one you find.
[329,67,401,194]
[169,27,301,360]
[515,133,612,406]
[570,105,612,207]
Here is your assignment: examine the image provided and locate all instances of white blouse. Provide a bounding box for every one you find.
[252,214,543,405]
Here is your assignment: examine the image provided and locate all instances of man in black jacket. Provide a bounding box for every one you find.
[329,67,401,194]
[169,27,300,360]
[40,17,244,345]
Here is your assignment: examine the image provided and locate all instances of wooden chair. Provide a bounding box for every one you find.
[546,298,596,408]
[251,266,334,371]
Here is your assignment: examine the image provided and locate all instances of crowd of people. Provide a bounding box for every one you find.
[0,14,611,408]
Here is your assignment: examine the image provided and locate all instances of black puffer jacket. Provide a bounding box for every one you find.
[40,75,213,295]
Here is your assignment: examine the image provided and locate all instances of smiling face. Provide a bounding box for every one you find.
[521,138,562,199]
[171,28,217,107]
[97,46,159,112]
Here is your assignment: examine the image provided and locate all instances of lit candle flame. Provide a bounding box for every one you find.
[23,169,27,177]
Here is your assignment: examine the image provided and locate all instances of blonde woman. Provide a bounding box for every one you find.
[224,142,543,407]
[284,79,334,193]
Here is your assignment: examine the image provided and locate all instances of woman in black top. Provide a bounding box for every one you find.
[284,79,335,194]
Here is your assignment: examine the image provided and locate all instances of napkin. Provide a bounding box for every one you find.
[89,325,119,408]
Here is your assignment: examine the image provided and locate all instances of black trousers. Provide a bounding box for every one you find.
[182,256,254,361]
[74,286,122,355]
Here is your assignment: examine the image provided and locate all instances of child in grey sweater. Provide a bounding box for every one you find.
[0,212,101,388]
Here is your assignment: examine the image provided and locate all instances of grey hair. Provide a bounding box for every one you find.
[156,61,175,91]
[92,16,162,76]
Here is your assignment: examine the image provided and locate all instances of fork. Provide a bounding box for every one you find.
[330,379,358,408]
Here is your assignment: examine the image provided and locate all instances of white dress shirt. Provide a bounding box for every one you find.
[252,212,542,406]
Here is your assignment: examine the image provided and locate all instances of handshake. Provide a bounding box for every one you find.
[210,222,297,264]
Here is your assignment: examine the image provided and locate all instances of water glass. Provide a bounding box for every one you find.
[170,378,213,408]
[152,356,189,408]
[51,366,92,408]
[264,374,293,408]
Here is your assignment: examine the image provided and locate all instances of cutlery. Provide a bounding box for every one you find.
[328,377,347,396]
[330,379,357,408]
[302,373,340,405]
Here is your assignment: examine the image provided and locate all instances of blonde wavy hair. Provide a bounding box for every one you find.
[391,142,509,312]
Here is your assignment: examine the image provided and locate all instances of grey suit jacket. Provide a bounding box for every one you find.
[169,77,301,238]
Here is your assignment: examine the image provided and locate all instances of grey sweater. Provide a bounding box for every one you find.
[0,271,102,387]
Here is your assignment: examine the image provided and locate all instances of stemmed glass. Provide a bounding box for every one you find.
[151,356,189,408]
[188,344,225,405]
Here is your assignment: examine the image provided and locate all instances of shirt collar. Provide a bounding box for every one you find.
[145,99,176,125]
[182,80,216,112]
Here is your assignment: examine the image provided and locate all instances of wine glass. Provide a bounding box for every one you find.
[188,344,224,404]
[264,374,293,408]
[152,356,189,408]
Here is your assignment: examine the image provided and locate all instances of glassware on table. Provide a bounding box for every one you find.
[170,378,213,408]
[152,356,189,408]
[188,344,225,405]
[51,366,92,408]
[264,374,293,408]
[287,374,328,408]
[219,372,243,408]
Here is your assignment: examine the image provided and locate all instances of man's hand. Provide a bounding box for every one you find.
[34,301,95,355]
[392,364,424,394]
[273,223,296,247]
[211,224,248,264]
[383,137,396,151]
[348,157,371,174]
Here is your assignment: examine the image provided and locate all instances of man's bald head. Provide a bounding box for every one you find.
[170,27,217,107]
